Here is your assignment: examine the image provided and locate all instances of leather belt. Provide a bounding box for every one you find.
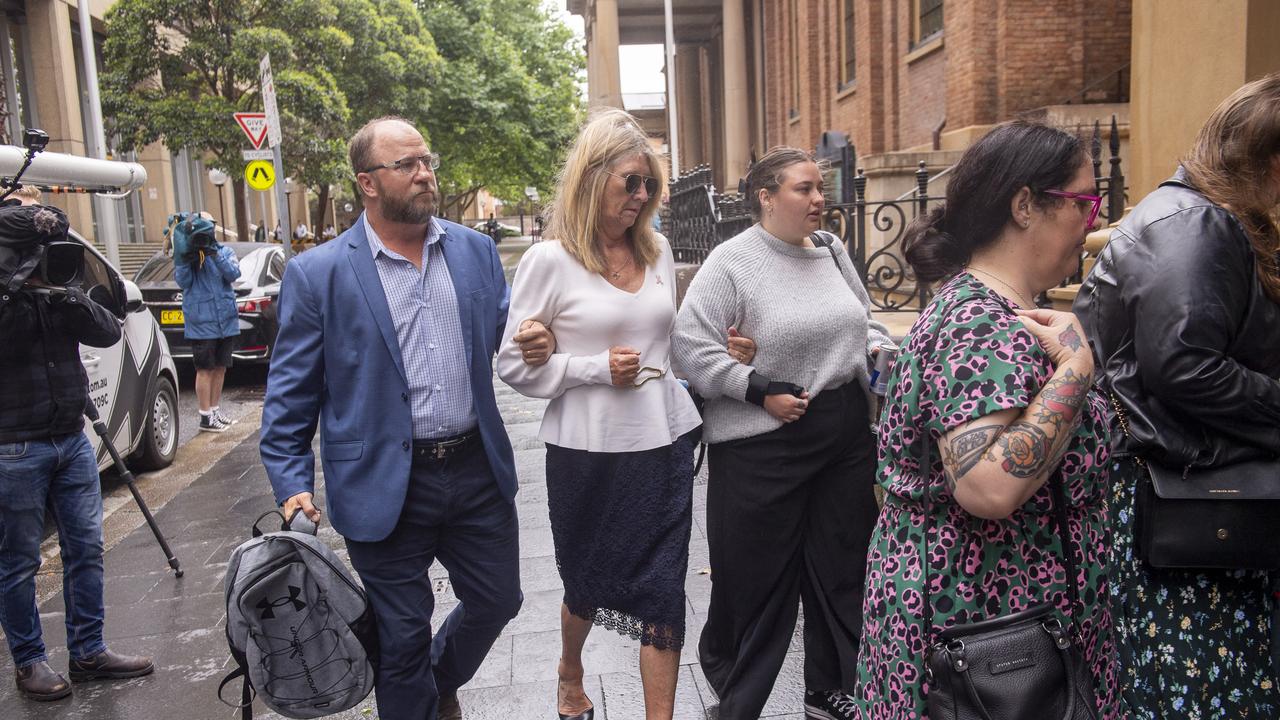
[411,431,479,461]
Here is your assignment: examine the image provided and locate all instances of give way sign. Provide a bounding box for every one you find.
[234,112,269,149]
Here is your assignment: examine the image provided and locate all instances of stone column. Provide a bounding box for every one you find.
[1129,0,1280,198]
[587,0,623,109]
[676,42,704,169]
[721,0,751,188]
[27,0,93,238]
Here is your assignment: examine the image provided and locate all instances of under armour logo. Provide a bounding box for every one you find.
[257,585,306,619]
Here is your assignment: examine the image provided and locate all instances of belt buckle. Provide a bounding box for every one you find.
[434,443,448,460]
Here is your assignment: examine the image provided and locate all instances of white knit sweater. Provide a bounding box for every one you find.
[671,224,891,443]
[497,235,701,453]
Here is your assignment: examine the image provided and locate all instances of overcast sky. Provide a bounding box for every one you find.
[551,1,667,94]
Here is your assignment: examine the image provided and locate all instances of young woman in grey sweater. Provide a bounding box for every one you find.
[671,147,890,720]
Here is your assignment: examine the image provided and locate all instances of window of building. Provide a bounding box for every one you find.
[1,12,35,145]
[914,0,944,47]
[840,0,855,88]
[788,0,800,119]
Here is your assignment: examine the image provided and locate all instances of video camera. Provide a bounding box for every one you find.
[0,127,85,293]
[164,212,218,265]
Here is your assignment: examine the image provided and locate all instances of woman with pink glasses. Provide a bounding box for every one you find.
[849,120,1121,718]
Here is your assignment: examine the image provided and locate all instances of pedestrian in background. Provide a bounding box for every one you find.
[671,147,888,720]
[850,121,1118,718]
[1076,74,1280,719]
[499,109,755,720]
[260,116,554,720]
[175,213,240,432]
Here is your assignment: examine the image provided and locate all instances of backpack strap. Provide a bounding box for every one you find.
[251,510,285,538]
[217,666,255,719]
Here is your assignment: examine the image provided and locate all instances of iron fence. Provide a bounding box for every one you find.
[665,115,1127,312]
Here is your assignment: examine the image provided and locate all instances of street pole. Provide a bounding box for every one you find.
[664,0,679,178]
[76,0,121,268]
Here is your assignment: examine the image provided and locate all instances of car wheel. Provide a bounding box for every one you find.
[131,376,179,471]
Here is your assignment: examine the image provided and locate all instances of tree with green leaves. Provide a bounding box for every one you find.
[102,0,361,242]
[417,0,584,218]
[102,0,580,239]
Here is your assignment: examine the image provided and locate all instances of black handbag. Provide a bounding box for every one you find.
[918,298,1099,720]
[1109,394,1280,570]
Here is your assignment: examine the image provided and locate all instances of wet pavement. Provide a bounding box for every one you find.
[1,374,812,719]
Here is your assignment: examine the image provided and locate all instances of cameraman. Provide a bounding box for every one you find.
[174,214,241,432]
[0,199,154,701]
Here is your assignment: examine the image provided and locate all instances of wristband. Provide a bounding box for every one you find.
[766,381,806,398]
[745,370,770,407]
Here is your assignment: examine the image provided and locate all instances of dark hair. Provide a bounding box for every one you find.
[904,120,1087,282]
[744,146,818,219]
[348,115,415,175]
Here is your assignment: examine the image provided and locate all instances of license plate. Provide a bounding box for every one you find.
[160,309,184,325]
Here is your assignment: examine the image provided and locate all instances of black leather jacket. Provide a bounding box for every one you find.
[1074,168,1280,470]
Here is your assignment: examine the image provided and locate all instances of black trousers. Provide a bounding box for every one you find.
[345,441,522,720]
[699,382,879,718]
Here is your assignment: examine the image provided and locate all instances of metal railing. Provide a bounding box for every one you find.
[665,115,1127,311]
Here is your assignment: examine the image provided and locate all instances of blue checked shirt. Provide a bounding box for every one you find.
[364,215,476,439]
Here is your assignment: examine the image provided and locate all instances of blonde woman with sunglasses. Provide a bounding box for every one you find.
[497,109,755,720]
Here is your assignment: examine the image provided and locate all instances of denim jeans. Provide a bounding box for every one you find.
[0,432,106,669]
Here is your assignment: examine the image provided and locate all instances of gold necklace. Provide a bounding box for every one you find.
[967,266,1036,309]
[604,254,633,280]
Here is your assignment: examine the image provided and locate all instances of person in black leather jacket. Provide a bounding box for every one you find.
[0,198,154,702]
[1075,74,1280,719]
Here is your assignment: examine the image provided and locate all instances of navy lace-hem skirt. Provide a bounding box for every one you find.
[545,432,696,651]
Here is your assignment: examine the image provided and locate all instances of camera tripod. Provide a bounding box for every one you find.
[83,401,183,577]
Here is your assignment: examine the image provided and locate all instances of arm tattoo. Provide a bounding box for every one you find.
[1058,325,1083,352]
[942,426,1002,488]
[1031,367,1089,431]
[988,421,1053,478]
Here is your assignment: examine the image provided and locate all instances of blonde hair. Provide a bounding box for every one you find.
[545,108,665,273]
[1182,73,1280,303]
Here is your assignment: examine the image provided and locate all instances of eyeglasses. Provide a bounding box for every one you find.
[606,171,660,197]
[632,366,666,388]
[362,152,441,176]
[1044,189,1102,228]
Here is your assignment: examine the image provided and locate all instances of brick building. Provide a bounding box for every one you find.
[572,0,1133,194]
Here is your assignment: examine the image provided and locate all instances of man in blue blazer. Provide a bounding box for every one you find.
[260,117,550,720]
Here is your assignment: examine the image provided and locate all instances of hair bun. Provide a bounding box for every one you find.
[904,205,966,283]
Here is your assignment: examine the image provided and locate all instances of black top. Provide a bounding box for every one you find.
[0,287,121,443]
[1075,167,1280,469]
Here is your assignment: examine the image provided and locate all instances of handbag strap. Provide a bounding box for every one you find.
[919,298,1085,647]
[808,231,845,276]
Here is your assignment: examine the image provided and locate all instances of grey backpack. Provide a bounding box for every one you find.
[218,511,378,719]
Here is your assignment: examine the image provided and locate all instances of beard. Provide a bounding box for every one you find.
[378,182,437,225]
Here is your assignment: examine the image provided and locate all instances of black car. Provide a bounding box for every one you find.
[134,242,285,363]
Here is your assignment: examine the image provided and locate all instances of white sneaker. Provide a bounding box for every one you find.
[213,408,236,426]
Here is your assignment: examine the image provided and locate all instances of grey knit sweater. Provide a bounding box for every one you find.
[671,224,892,443]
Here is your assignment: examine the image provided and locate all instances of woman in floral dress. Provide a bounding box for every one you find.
[852,121,1120,719]
[1075,75,1280,718]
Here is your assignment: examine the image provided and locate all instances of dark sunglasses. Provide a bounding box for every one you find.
[606,171,660,197]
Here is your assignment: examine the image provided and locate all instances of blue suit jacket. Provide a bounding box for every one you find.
[259,216,516,542]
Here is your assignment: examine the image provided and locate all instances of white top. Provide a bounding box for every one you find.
[497,235,701,452]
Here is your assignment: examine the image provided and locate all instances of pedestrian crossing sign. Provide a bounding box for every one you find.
[245,160,275,191]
